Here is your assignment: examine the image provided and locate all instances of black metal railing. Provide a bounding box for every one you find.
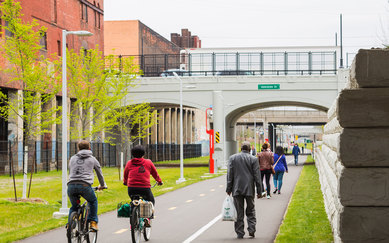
[0,140,202,175]
[112,51,339,77]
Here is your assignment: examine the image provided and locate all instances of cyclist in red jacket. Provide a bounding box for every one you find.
[123,145,163,206]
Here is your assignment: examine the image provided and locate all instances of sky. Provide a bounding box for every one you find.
[104,0,389,62]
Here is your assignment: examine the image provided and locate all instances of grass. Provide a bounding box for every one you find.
[0,163,221,243]
[154,155,209,165]
[275,161,333,243]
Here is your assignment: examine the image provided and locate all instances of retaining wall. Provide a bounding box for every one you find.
[316,49,389,243]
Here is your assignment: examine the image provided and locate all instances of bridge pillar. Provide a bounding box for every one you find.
[213,91,226,169]
[171,108,177,144]
[165,108,171,144]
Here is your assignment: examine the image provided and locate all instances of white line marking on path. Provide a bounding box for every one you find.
[183,214,222,243]
[114,228,128,234]
[168,207,177,210]
[210,189,215,192]
[219,185,223,187]
[199,193,205,197]
[186,200,193,203]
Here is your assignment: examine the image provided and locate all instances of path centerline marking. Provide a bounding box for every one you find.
[183,214,222,243]
[186,199,193,203]
[114,228,128,234]
[168,207,177,210]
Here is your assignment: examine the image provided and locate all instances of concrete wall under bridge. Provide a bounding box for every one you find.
[125,69,348,170]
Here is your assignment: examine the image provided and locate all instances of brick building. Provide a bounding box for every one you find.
[0,0,104,172]
[171,28,201,48]
[105,20,181,76]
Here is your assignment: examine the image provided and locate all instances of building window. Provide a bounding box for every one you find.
[81,3,88,22]
[5,21,13,37]
[97,3,101,28]
[57,40,61,56]
[40,32,47,50]
[53,0,58,23]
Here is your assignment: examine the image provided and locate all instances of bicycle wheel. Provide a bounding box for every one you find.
[131,206,142,243]
[86,230,98,243]
[143,219,152,241]
[67,212,80,243]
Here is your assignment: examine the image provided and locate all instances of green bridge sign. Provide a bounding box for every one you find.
[258,84,280,90]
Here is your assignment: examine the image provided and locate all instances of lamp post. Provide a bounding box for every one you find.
[53,30,93,218]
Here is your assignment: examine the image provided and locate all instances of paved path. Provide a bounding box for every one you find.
[17,155,306,243]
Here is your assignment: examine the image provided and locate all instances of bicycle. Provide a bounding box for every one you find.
[67,186,107,243]
[128,182,159,243]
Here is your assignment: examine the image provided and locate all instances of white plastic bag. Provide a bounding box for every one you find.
[221,196,237,221]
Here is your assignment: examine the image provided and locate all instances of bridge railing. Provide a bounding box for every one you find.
[112,51,338,77]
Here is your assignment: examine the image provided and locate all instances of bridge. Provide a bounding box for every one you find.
[125,65,348,169]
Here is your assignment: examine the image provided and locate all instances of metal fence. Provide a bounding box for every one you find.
[0,141,202,175]
[115,51,338,77]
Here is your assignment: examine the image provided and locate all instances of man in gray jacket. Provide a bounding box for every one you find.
[226,141,264,238]
[68,140,106,231]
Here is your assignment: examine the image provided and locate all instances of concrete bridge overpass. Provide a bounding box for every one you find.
[126,68,348,169]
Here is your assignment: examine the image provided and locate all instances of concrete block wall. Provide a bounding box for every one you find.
[316,49,389,243]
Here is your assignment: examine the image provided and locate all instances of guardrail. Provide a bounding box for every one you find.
[112,51,338,77]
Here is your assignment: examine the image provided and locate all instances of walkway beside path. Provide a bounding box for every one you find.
[17,155,306,243]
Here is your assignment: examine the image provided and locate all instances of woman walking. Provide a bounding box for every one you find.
[258,143,274,199]
[273,146,288,194]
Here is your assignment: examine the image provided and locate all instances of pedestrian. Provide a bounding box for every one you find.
[258,143,274,199]
[251,145,256,156]
[67,140,107,231]
[292,143,301,165]
[226,141,264,239]
[302,146,305,154]
[273,146,288,194]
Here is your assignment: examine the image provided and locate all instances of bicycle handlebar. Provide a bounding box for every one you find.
[92,186,108,191]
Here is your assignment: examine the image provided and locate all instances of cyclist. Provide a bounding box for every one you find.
[67,140,106,231]
[123,145,163,225]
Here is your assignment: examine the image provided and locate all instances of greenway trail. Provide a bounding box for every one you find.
[17,155,306,243]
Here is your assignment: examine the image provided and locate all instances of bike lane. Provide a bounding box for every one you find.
[17,155,305,243]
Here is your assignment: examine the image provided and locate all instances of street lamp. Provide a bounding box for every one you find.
[53,30,93,218]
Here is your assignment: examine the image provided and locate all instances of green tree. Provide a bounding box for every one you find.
[0,0,61,200]
[67,48,155,145]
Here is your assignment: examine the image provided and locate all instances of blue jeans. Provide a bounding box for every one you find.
[273,171,285,192]
[68,184,98,223]
[294,155,298,165]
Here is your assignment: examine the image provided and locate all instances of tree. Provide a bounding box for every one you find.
[0,0,61,199]
[67,47,156,145]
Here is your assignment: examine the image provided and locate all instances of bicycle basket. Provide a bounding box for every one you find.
[117,202,131,218]
[139,200,154,218]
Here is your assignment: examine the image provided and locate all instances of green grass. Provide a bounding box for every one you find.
[0,163,221,242]
[154,156,209,165]
[275,162,333,243]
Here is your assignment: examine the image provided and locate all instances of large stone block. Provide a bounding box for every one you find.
[339,128,389,167]
[324,116,342,135]
[337,88,389,128]
[340,207,389,242]
[350,49,389,88]
[340,168,389,206]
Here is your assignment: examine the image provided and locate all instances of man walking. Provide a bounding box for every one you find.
[226,141,264,239]
[292,143,301,166]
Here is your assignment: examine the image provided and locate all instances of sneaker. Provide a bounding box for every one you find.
[144,218,151,227]
[90,221,98,231]
[278,191,281,194]
[266,195,270,199]
[273,188,278,194]
[249,232,255,238]
[261,191,267,198]
[237,234,244,239]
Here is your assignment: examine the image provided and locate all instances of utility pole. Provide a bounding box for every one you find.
[340,14,344,68]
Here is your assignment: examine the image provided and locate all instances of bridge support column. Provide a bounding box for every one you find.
[213,91,225,170]
[171,108,177,144]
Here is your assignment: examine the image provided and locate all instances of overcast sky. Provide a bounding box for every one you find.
[105,0,389,59]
